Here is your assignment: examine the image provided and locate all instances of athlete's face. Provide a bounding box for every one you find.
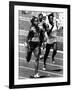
[49,16,53,23]
[39,14,43,20]
[43,16,46,21]
[34,18,38,25]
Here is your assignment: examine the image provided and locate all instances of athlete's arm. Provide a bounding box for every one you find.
[26,27,34,43]
[47,24,54,35]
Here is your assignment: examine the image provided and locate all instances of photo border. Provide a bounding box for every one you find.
[9,1,70,89]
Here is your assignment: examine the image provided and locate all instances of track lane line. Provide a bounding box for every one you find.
[19,57,63,68]
[19,66,63,77]
[19,50,63,61]
[19,76,29,79]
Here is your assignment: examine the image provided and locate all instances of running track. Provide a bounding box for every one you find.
[19,44,63,79]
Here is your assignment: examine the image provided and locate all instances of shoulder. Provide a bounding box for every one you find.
[30,26,36,32]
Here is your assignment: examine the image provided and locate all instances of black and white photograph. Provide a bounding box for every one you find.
[19,10,63,79]
[9,1,70,88]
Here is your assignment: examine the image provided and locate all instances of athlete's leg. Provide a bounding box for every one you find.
[26,49,32,62]
[39,41,44,59]
[34,46,40,77]
[43,44,51,69]
[26,42,34,62]
[52,42,57,62]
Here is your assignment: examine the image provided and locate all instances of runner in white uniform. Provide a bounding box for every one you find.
[43,13,58,70]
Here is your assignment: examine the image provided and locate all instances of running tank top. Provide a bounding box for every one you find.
[45,19,58,44]
[30,26,40,42]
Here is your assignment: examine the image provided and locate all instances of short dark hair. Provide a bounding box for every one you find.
[38,13,43,17]
[30,16,38,25]
[48,13,54,19]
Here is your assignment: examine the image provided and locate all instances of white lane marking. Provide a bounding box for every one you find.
[19,57,63,68]
[19,50,63,61]
[19,16,31,21]
[19,43,63,54]
[19,66,63,77]
[19,76,28,79]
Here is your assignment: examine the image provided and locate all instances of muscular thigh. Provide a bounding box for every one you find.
[34,47,40,58]
[52,42,57,50]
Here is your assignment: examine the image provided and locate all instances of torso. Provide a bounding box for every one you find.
[45,20,58,44]
[31,26,40,42]
[38,21,45,31]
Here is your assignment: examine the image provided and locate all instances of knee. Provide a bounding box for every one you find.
[53,43,57,50]
[34,48,40,58]
[26,56,31,62]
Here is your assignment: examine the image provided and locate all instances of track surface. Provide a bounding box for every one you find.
[19,44,63,79]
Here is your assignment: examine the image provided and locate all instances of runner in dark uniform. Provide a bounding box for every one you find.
[26,17,40,78]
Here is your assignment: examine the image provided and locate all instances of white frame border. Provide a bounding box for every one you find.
[14,5,67,85]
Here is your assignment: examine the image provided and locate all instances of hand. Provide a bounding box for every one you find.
[42,42,46,49]
[24,42,28,48]
[44,37,47,42]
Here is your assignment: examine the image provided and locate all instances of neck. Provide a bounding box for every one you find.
[39,19,42,22]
